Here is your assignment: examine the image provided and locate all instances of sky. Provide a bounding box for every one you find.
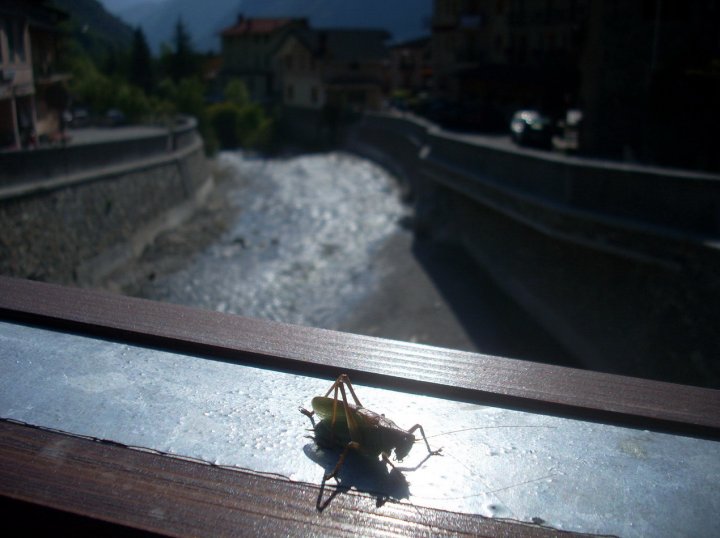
[99,0,165,9]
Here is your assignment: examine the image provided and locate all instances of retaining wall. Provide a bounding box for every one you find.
[0,118,211,287]
[344,111,720,388]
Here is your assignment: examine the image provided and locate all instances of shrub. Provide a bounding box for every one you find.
[208,100,274,150]
[115,84,151,122]
[209,102,243,149]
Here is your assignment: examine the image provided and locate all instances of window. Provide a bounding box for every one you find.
[286,83,294,101]
[311,86,318,104]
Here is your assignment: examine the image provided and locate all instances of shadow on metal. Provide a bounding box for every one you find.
[303,442,412,510]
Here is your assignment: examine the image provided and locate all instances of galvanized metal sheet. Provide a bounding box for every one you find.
[1,321,717,537]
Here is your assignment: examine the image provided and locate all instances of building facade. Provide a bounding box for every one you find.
[431,0,587,118]
[0,0,67,150]
[389,36,433,95]
[274,28,390,112]
[219,16,308,103]
[578,0,720,169]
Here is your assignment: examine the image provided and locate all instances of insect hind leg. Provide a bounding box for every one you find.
[338,374,364,408]
[324,374,364,407]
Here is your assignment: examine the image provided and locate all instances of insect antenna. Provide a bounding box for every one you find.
[425,424,555,439]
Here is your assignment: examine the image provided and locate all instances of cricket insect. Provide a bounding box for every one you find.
[299,374,442,481]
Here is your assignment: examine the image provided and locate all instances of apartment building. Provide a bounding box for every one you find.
[1,0,68,149]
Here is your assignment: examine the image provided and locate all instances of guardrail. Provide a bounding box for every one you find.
[0,116,200,188]
[0,116,210,286]
[355,112,720,240]
[344,111,720,388]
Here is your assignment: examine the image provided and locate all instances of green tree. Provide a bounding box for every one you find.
[115,84,151,122]
[173,77,217,153]
[129,27,154,94]
[167,18,200,83]
[209,103,243,148]
[67,50,159,123]
[174,78,206,118]
[68,54,115,113]
[208,79,274,150]
[224,79,250,107]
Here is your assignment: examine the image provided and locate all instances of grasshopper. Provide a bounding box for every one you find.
[300,374,442,481]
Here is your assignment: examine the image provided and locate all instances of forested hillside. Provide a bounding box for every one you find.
[52,0,134,63]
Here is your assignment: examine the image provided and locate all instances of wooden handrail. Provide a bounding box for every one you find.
[1,276,719,437]
[0,419,595,537]
[2,275,719,535]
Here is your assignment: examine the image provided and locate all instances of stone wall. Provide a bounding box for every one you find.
[343,112,720,388]
[0,120,211,287]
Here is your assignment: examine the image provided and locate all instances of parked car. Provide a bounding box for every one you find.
[509,110,554,148]
[105,108,127,126]
[68,107,89,127]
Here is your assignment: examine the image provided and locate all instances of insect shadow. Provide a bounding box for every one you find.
[302,437,413,510]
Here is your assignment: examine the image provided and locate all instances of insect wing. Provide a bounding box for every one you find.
[355,407,402,431]
[312,416,351,449]
[311,396,359,423]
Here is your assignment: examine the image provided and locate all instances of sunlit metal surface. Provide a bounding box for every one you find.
[1,321,718,537]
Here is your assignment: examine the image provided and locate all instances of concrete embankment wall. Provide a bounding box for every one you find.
[340,111,720,388]
[0,118,211,287]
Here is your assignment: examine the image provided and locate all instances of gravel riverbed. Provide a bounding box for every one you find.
[107,150,575,365]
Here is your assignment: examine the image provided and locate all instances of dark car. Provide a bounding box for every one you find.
[509,110,554,148]
[105,108,127,126]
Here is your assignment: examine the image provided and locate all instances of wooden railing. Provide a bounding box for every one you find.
[1,275,719,536]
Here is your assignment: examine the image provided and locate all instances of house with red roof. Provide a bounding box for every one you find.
[274,28,390,112]
[220,15,308,103]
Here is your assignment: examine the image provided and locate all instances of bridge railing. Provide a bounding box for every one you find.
[0,116,200,188]
[0,275,718,536]
[358,112,720,238]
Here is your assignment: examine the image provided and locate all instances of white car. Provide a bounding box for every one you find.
[510,110,553,147]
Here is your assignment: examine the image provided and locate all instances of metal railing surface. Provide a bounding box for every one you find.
[1,276,719,536]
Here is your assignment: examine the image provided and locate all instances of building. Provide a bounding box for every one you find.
[429,0,719,169]
[389,36,432,95]
[431,0,587,119]
[219,16,308,103]
[1,0,68,149]
[578,0,720,170]
[274,28,390,111]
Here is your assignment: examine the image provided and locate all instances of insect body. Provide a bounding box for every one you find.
[300,374,441,481]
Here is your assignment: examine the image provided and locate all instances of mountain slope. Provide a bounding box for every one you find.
[53,0,134,59]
